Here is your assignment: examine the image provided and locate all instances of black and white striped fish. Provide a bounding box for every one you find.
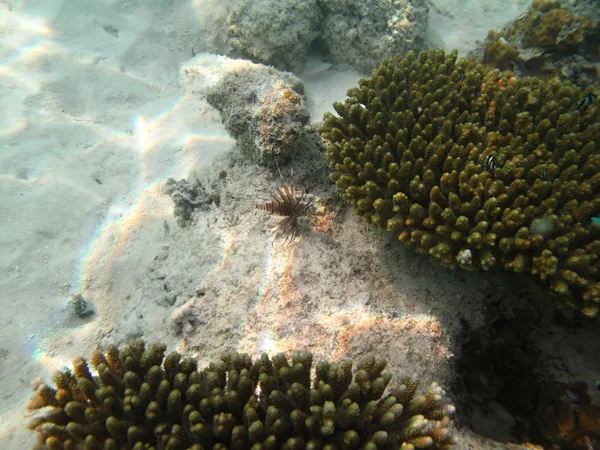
[486,155,497,171]
[575,93,597,112]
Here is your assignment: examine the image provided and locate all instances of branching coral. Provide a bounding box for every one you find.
[320,48,600,316]
[27,340,457,449]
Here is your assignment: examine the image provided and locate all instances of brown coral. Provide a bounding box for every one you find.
[534,381,600,449]
[521,5,592,51]
[27,340,457,449]
[319,48,600,315]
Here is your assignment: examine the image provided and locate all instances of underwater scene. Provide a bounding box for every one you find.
[1,0,600,449]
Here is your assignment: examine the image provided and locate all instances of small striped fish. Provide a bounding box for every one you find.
[575,93,597,112]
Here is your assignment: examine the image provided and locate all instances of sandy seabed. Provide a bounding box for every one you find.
[1,1,597,449]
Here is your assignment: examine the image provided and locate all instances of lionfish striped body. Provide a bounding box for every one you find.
[256,185,315,244]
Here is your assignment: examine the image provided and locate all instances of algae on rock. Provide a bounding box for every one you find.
[199,0,429,74]
[206,64,310,167]
[319,0,430,73]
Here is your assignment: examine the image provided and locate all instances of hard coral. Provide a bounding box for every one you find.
[28,340,457,449]
[521,5,592,51]
[483,30,520,72]
[319,49,600,316]
[477,0,599,89]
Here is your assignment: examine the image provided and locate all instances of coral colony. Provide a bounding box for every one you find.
[320,49,600,316]
[28,341,456,449]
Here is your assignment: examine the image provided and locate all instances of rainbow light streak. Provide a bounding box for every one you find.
[242,300,449,367]
[313,309,447,361]
[32,95,226,344]
[31,324,95,375]
[72,185,171,320]
[238,238,297,356]
[66,106,230,330]
[236,238,450,365]
[66,115,170,321]
[217,230,236,271]
[0,119,30,138]
[0,42,52,93]
[182,133,235,173]
[0,12,54,94]
[134,115,155,155]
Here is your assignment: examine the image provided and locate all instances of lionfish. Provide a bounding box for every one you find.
[256,185,316,244]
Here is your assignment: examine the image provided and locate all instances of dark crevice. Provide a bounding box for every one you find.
[452,298,600,449]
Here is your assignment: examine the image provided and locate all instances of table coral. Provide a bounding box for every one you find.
[27,340,457,449]
[320,49,600,316]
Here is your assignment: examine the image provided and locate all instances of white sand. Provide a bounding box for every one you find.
[0,1,594,450]
[0,0,230,446]
[427,0,531,55]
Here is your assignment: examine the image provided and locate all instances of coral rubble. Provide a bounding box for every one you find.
[319,48,600,315]
[164,177,214,227]
[319,0,430,73]
[200,0,429,73]
[27,340,457,449]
